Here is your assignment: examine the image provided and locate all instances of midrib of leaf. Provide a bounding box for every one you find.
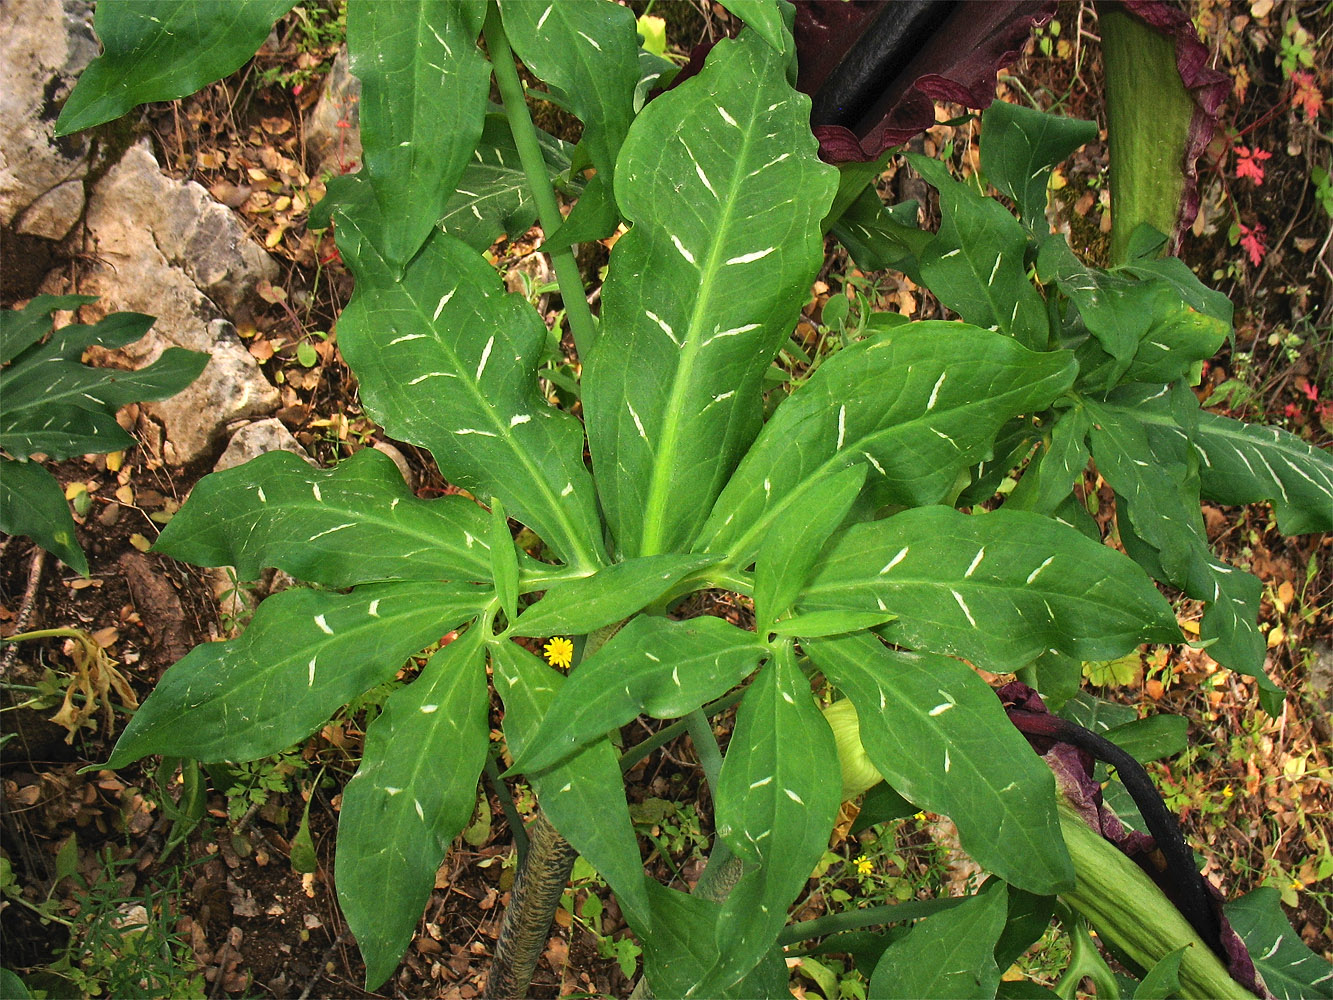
[717,373,1064,564]
[394,281,600,573]
[638,102,760,557]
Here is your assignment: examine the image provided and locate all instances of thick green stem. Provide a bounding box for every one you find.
[778,896,966,948]
[484,747,529,866]
[484,4,599,360]
[618,688,747,773]
[483,810,579,999]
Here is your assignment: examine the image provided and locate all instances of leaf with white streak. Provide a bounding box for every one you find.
[510,614,767,773]
[806,633,1073,894]
[498,0,638,231]
[909,154,1049,350]
[698,324,1076,566]
[155,449,492,587]
[347,0,490,267]
[705,646,841,992]
[105,582,489,767]
[801,506,1181,671]
[490,639,652,931]
[334,218,605,572]
[336,627,489,991]
[1194,410,1333,535]
[583,30,837,557]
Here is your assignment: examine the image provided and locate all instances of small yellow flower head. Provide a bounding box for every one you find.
[854,855,873,877]
[913,811,927,822]
[1222,784,1234,798]
[543,636,574,670]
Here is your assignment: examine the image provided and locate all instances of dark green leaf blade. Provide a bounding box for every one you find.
[1133,946,1188,1000]
[508,554,717,639]
[0,295,98,365]
[512,614,766,773]
[106,582,489,767]
[0,405,134,461]
[868,880,1008,1000]
[1194,411,1333,535]
[336,628,490,991]
[490,639,652,931]
[706,646,842,991]
[807,633,1073,894]
[980,102,1097,230]
[699,324,1076,566]
[1224,887,1333,1000]
[154,448,493,586]
[334,223,605,572]
[347,0,490,267]
[55,1,295,135]
[0,458,88,575]
[909,154,1049,349]
[802,507,1180,671]
[584,30,837,557]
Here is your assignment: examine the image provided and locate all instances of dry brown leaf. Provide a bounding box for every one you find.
[249,339,276,362]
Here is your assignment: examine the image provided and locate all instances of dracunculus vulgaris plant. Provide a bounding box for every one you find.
[54,2,1333,998]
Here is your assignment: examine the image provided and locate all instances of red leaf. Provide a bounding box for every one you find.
[1291,72,1324,121]
[1238,222,1267,267]
[1233,145,1271,185]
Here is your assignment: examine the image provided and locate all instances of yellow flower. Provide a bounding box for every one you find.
[1222,784,1234,798]
[854,854,873,877]
[543,636,574,670]
[913,811,927,822]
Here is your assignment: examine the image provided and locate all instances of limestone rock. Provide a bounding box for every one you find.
[306,47,362,180]
[215,418,314,474]
[0,0,97,242]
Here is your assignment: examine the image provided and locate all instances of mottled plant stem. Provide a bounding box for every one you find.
[483,809,579,999]
[484,4,599,360]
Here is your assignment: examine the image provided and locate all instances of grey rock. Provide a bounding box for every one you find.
[0,0,97,241]
[306,47,362,180]
[215,418,314,474]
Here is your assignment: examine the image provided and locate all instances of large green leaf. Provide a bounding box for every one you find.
[706,645,842,993]
[508,554,716,638]
[1193,411,1333,535]
[489,639,652,931]
[0,295,97,365]
[868,880,1008,1000]
[0,458,87,576]
[583,30,837,557]
[497,0,638,231]
[1224,887,1333,1000]
[0,407,133,462]
[980,103,1098,231]
[55,1,295,135]
[717,0,792,56]
[347,0,490,267]
[1006,405,1092,516]
[801,506,1181,671]
[754,463,866,629]
[336,627,490,991]
[154,449,493,587]
[806,633,1073,895]
[437,113,575,252]
[698,324,1076,565]
[105,582,489,766]
[510,613,767,773]
[909,154,1049,350]
[334,220,605,572]
[0,297,123,367]
[831,189,931,275]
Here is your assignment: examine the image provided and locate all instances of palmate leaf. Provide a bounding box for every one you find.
[868,879,1008,1000]
[801,506,1181,671]
[806,633,1073,895]
[334,216,604,572]
[706,645,842,993]
[908,154,1049,350]
[497,0,639,235]
[337,627,490,991]
[54,1,295,135]
[154,448,493,587]
[489,639,652,931]
[699,324,1076,567]
[583,29,837,558]
[347,0,490,268]
[0,458,87,576]
[511,613,767,773]
[105,582,490,767]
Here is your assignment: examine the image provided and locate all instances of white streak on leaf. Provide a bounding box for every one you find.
[309,522,355,541]
[560,482,574,497]
[433,288,456,321]
[627,401,649,443]
[257,487,267,503]
[1026,556,1055,585]
[308,656,317,685]
[880,547,909,574]
[535,4,553,30]
[368,599,381,617]
[475,336,494,381]
[389,333,427,345]
[927,372,946,410]
[929,703,954,716]
[725,247,776,266]
[576,30,601,50]
[415,799,425,821]
[784,788,804,804]
[951,590,976,627]
[864,452,886,475]
[510,413,531,427]
[420,704,438,713]
[670,234,696,265]
[964,547,985,578]
[836,405,846,450]
[718,106,739,127]
[645,310,679,345]
[750,776,772,789]
[315,614,333,635]
[312,484,323,502]
[455,428,498,437]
